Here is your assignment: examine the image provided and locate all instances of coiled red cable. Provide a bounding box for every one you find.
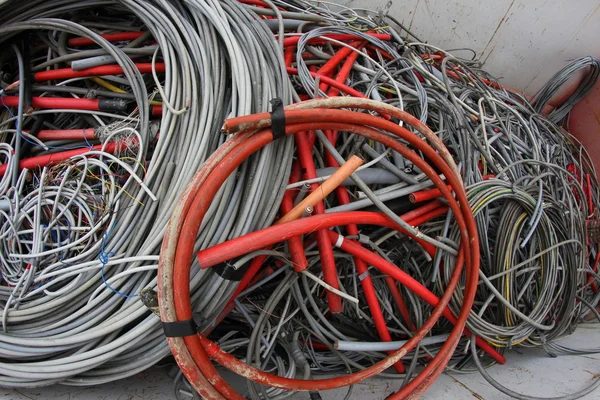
[158,99,501,398]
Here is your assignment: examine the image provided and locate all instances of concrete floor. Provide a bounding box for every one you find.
[2,324,599,399]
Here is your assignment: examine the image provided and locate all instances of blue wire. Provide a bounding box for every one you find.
[35,276,53,290]
[59,219,71,261]
[99,224,137,298]
[0,95,94,151]
[1,91,129,296]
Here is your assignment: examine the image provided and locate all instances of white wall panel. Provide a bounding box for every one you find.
[338,0,600,95]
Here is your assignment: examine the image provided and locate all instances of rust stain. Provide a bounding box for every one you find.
[448,375,485,400]
[583,369,600,380]
[524,67,546,93]
[422,0,435,23]
[578,355,600,361]
[408,0,421,32]
[481,43,497,65]
[480,0,517,60]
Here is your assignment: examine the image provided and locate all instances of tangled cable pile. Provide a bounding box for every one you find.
[0,0,292,387]
[0,0,598,399]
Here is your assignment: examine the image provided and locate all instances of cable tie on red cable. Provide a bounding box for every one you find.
[162,318,198,337]
[162,313,207,337]
[213,258,249,281]
[333,234,344,248]
[358,271,369,281]
[269,97,286,140]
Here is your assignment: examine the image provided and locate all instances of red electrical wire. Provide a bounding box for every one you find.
[158,100,492,397]
[284,47,294,67]
[316,41,362,76]
[325,43,364,97]
[207,200,445,336]
[158,129,256,399]
[409,184,453,203]
[164,116,467,394]
[294,130,343,313]
[196,210,447,269]
[320,45,410,357]
[321,151,404,369]
[34,63,165,81]
[282,33,390,48]
[68,32,146,47]
[286,67,368,99]
[280,162,308,272]
[151,105,162,117]
[410,175,496,203]
[0,142,118,176]
[1,96,119,111]
[35,129,96,141]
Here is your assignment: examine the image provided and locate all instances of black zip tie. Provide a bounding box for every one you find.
[270,97,286,140]
[162,312,208,337]
[213,257,249,281]
[162,319,198,337]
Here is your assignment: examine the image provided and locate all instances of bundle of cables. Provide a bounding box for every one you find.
[159,96,491,399]
[158,1,600,399]
[0,0,293,387]
[0,0,598,399]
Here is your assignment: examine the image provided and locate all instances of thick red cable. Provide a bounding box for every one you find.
[159,101,488,397]
[280,162,308,272]
[1,96,120,111]
[68,32,146,47]
[316,40,362,77]
[325,42,365,97]
[294,131,343,313]
[286,67,368,99]
[158,130,255,398]
[34,63,165,81]
[409,185,453,203]
[0,142,118,176]
[282,33,390,48]
[323,154,404,370]
[179,118,476,389]
[328,231,504,363]
[196,210,446,269]
[316,40,364,94]
[323,43,411,347]
[35,129,96,141]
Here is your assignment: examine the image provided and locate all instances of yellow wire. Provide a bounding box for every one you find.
[91,77,126,93]
[346,24,390,32]
[115,156,147,175]
[378,87,397,95]
[504,213,527,327]
[74,165,145,207]
[91,77,162,106]
[481,155,487,176]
